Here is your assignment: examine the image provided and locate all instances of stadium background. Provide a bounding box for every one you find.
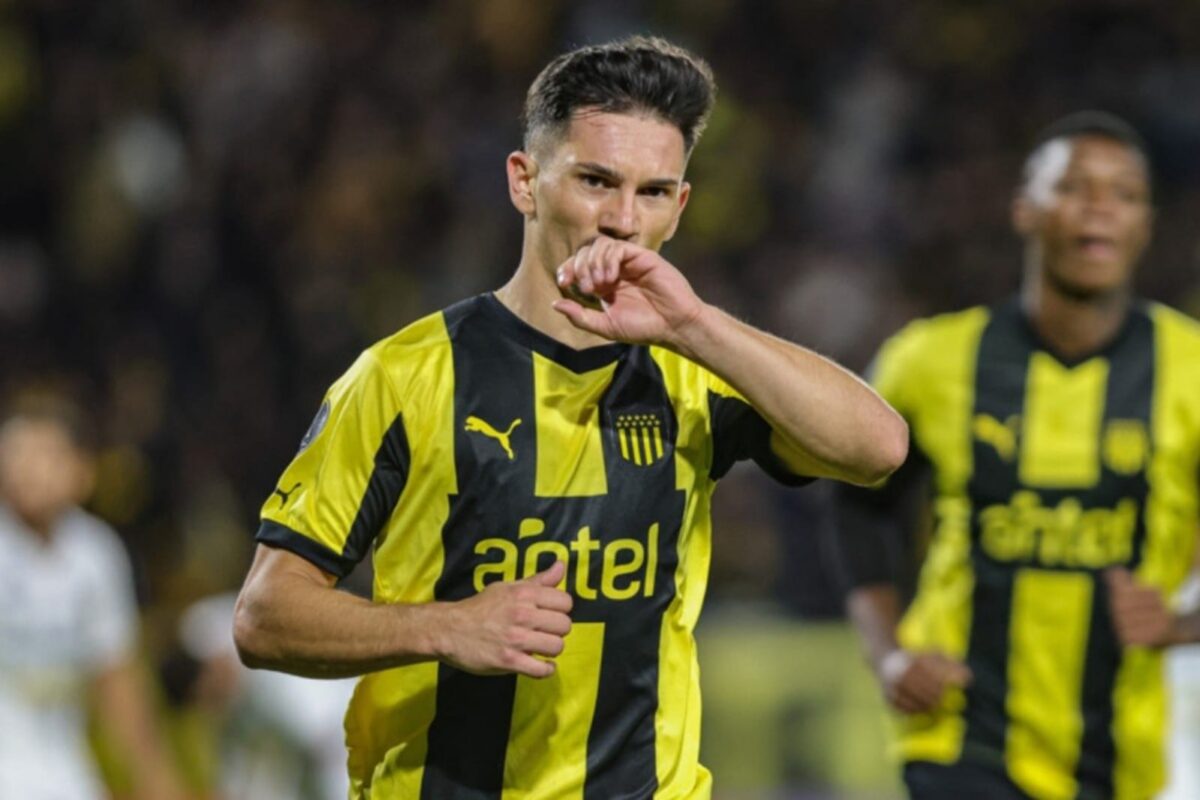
[3,0,1200,797]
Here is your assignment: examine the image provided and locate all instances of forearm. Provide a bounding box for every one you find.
[846,583,905,672]
[92,660,187,800]
[233,549,445,678]
[673,304,907,485]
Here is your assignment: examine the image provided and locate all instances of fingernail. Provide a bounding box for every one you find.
[556,268,566,285]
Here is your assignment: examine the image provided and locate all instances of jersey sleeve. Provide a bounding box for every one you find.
[706,372,813,487]
[83,519,138,669]
[256,349,411,578]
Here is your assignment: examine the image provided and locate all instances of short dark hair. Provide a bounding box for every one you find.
[523,35,717,156]
[1022,110,1152,193]
[1,388,96,453]
[1030,110,1150,162]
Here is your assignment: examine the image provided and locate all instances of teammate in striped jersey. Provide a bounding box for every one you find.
[833,112,1200,800]
[233,35,908,799]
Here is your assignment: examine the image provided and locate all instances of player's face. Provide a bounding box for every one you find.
[0,418,93,530]
[514,110,690,274]
[1015,136,1152,299]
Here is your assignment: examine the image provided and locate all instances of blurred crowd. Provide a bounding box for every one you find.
[4,0,1200,793]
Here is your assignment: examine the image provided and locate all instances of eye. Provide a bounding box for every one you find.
[581,174,608,188]
[640,186,670,198]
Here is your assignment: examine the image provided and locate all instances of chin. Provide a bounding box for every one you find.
[1046,267,1129,302]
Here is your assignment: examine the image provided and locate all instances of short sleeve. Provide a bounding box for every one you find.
[257,349,410,577]
[707,373,813,487]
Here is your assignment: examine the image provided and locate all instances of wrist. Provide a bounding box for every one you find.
[668,301,719,361]
[877,648,912,684]
[410,601,455,662]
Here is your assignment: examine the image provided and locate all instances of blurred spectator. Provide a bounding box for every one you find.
[0,390,186,800]
[162,592,356,800]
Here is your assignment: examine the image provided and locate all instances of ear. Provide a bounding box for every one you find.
[662,181,691,242]
[507,151,538,217]
[1012,191,1037,237]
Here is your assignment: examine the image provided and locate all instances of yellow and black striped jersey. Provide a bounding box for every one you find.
[842,298,1200,800]
[257,293,807,800]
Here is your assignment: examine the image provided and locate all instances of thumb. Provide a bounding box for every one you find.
[944,658,973,687]
[552,300,615,339]
[529,560,567,587]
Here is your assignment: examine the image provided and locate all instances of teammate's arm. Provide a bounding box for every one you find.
[233,544,573,679]
[833,469,972,714]
[90,657,188,800]
[1107,565,1200,647]
[552,236,908,486]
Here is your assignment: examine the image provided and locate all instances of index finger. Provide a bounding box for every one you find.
[1105,566,1134,590]
[529,584,574,613]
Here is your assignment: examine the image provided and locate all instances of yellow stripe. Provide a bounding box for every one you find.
[653,426,664,460]
[641,426,654,466]
[1111,305,1200,799]
[353,665,439,799]
[619,428,630,461]
[1005,569,1091,799]
[887,308,989,765]
[648,348,714,799]
[502,623,605,799]
[340,313,456,796]
[1019,353,1108,488]
[533,354,616,497]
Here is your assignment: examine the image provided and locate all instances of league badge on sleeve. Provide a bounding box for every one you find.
[298,400,331,452]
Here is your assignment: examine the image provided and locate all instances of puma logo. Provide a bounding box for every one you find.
[272,482,302,507]
[973,414,1019,462]
[465,415,522,460]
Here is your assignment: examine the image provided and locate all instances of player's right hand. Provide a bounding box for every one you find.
[436,561,573,679]
[877,649,972,714]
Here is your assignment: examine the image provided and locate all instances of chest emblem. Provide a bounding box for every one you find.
[616,413,665,466]
[1103,419,1149,475]
[465,415,522,460]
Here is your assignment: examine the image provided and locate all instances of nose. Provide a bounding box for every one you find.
[598,189,638,241]
[1081,183,1120,218]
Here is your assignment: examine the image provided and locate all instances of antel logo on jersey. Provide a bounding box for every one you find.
[473,517,659,601]
[978,490,1137,568]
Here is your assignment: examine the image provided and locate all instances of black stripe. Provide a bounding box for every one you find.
[256,519,355,577]
[343,412,411,566]
[421,670,517,799]
[962,301,1030,765]
[583,347,682,800]
[422,298,532,800]
[1073,305,1154,799]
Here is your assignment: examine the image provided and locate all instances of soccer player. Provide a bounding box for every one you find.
[233,35,908,799]
[0,394,186,800]
[832,112,1200,800]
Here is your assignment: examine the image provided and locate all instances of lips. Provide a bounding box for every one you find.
[1076,234,1118,260]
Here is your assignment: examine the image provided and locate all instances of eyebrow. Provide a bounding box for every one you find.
[575,162,680,189]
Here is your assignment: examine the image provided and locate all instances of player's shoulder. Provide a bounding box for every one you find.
[877,305,992,366]
[1147,300,1200,350]
[57,509,133,576]
[646,345,731,400]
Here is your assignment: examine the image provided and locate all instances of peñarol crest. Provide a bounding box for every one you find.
[616,413,665,466]
[1103,419,1149,475]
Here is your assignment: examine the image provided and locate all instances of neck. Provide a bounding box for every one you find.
[3,502,57,543]
[1021,272,1131,360]
[494,242,611,351]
